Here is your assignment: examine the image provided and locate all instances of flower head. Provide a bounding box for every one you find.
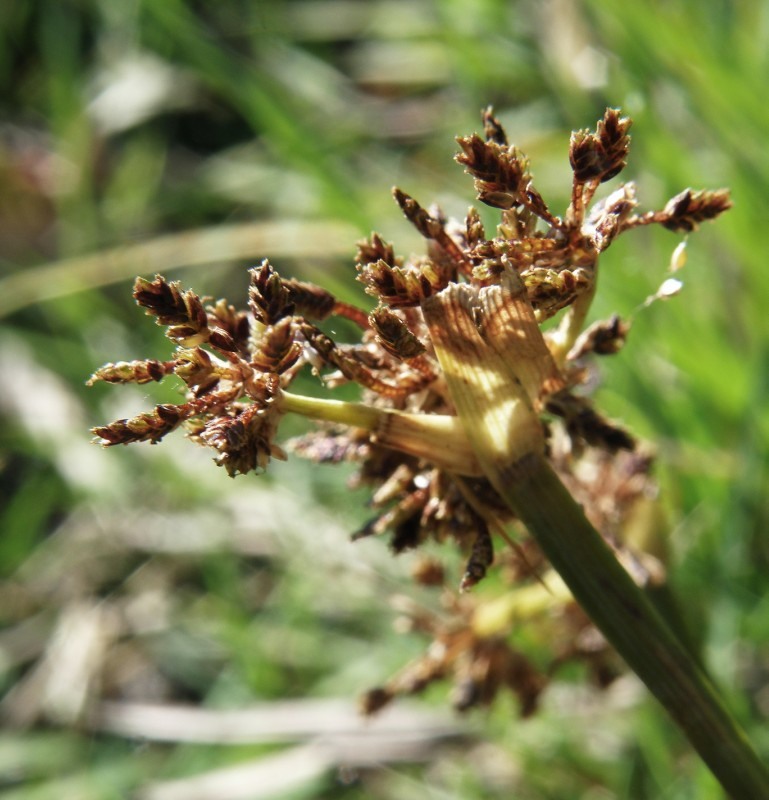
[90,107,730,713]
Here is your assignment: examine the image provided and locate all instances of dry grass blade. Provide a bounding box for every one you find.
[140,732,464,800]
[1,602,114,727]
[91,697,462,744]
[96,699,467,800]
[141,743,333,800]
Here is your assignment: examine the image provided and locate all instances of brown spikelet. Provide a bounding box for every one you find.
[286,427,367,465]
[455,134,530,209]
[482,106,508,145]
[521,266,593,319]
[359,687,393,715]
[589,184,638,251]
[92,402,193,446]
[411,557,446,587]
[355,232,397,268]
[357,258,450,307]
[133,276,210,345]
[570,109,632,184]
[568,314,630,360]
[369,306,426,360]
[393,188,473,275]
[361,645,447,716]
[87,359,172,386]
[300,322,425,397]
[248,260,294,324]
[660,188,732,232]
[174,347,220,396]
[282,278,337,321]
[392,188,445,240]
[569,129,604,184]
[250,318,302,374]
[208,328,237,353]
[198,399,283,477]
[207,299,251,355]
[547,391,636,453]
[456,131,560,227]
[460,522,494,592]
[596,108,632,182]
[465,207,486,249]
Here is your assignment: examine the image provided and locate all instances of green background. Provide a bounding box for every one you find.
[0,1,767,797]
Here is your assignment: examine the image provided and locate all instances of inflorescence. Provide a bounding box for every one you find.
[90,108,730,714]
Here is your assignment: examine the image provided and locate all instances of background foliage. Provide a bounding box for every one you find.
[0,1,766,798]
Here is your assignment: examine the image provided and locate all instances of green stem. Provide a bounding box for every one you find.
[279,391,483,476]
[500,454,769,798]
[421,278,769,797]
[280,390,383,430]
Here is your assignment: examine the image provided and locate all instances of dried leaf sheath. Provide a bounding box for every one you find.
[422,271,564,471]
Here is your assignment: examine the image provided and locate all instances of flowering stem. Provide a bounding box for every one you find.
[422,280,769,797]
[279,391,483,476]
[500,454,769,797]
[510,456,769,797]
[280,390,385,431]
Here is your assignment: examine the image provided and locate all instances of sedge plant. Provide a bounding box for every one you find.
[89,108,768,796]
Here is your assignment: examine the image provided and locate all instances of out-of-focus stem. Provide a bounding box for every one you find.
[472,570,571,637]
[0,220,357,319]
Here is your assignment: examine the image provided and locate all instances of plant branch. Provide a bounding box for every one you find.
[279,391,483,477]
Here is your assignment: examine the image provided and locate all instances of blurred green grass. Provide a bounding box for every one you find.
[1,0,767,797]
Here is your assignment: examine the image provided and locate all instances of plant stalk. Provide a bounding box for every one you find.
[501,453,769,798]
[279,390,483,476]
[421,276,769,798]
